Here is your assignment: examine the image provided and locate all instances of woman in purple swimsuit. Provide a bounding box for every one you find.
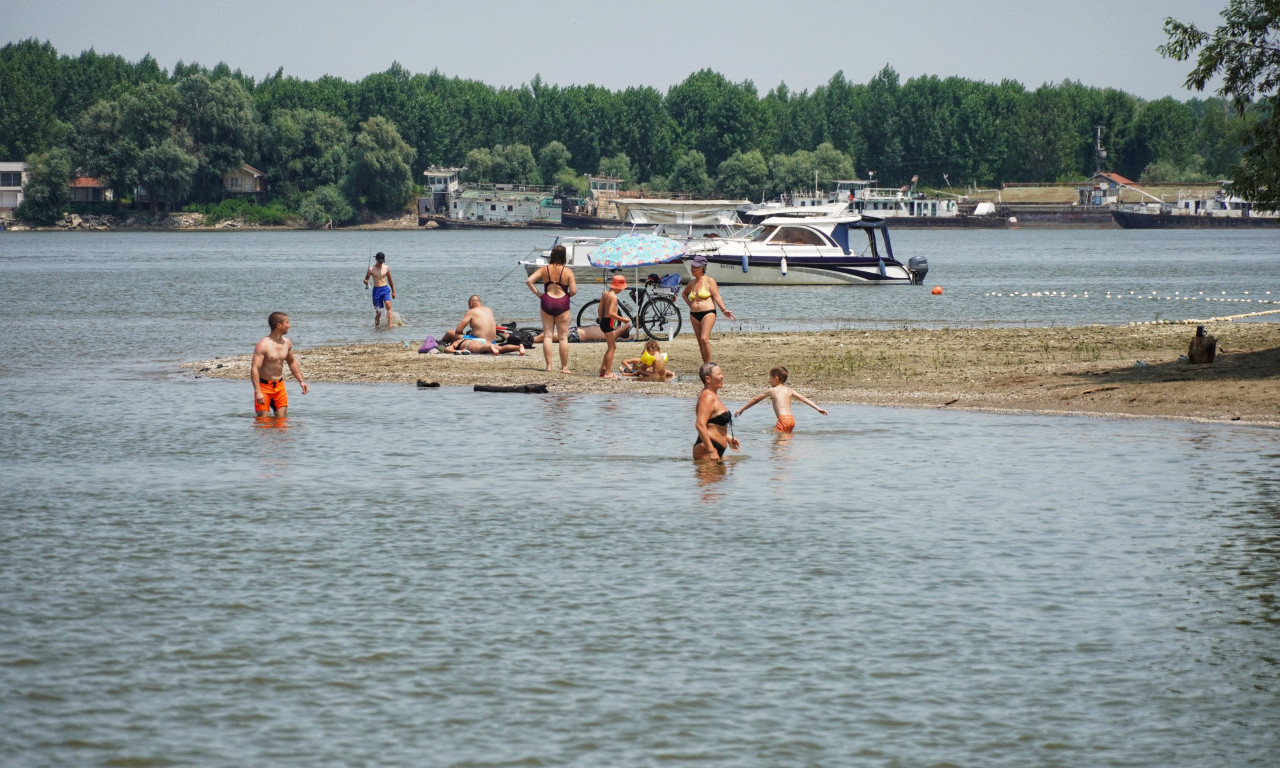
[526,244,577,373]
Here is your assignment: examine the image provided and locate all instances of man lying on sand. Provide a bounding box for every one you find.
[440,295,526,356]
[533,324,633,344]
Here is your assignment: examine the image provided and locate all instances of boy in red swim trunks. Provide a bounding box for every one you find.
[251,312,309,417]
[735,366,826,432]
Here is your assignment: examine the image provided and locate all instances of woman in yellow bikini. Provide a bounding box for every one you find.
[681,254,735,364]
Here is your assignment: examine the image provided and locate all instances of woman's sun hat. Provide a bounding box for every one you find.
[689,254,708,269]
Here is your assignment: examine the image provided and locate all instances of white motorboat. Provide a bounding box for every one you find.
[680,215,928,286]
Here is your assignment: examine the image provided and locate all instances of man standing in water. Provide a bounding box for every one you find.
[251,312,308,417]
[363,251,397,327]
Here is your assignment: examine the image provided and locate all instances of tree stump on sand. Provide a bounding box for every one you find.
[474,384,548,394]
[1188,325,1217,364]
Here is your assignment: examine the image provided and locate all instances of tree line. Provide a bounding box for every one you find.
[0,35,1267,225]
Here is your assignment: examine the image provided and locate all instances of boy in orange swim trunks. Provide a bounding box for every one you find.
[735,366,827,432]
[251,312,309,417]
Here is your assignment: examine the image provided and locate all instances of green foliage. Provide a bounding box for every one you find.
[463,143,538,184]
[183,197,291,225]
[716,149,769,200]
[666,150,712,196]
[552,168,587,196]
[538,141,572,185]
[297,184,356,227]
[16,147,73,225]
[597,152,634,185]
[175,74,261,202]
[345,116,416,214]
[262,107,350,197]
[2,37,1271,216]
[1161,0,1280,209]
[1139,155,1213,183]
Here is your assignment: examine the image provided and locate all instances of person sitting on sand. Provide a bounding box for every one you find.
[735,366,827,432]
[620,340,674,381]
[440,295,526,355]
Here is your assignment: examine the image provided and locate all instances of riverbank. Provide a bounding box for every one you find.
[187,322,1280,426]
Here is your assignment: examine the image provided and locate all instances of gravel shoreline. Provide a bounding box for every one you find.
[187,323,1280,427]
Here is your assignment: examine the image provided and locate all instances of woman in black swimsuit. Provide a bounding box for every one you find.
[526,244,577,373]
[693,362,740,461]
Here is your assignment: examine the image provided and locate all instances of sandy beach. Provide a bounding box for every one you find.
[188,322,1280,427]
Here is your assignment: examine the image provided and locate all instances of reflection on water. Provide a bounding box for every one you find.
[1,230,1279,767]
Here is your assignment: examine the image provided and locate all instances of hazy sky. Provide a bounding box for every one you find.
[5,0,1226,100]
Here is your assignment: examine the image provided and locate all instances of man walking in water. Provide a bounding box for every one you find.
[251,312,308,417]
[363,251,397,327]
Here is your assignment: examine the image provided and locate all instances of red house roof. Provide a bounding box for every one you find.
[1096,172,1135,186]
[70,177,108,188]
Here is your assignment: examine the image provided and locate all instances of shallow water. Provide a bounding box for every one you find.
[1,229,1277,767]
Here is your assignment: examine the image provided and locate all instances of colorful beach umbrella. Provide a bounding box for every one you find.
[587,233,686,269]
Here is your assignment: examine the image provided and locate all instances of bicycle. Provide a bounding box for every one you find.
[576,273,684,341]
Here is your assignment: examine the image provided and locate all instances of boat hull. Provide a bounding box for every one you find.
[690,255,913,286]
[1111,209,1280,229]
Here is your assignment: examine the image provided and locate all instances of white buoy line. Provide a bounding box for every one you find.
[980,289,1280,324]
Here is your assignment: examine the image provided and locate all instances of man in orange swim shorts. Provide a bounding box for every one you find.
[734,366,827,433]
[251,312,309,417]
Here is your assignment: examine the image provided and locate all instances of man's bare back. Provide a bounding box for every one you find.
[365,262,392,287]
[462,304,497,341]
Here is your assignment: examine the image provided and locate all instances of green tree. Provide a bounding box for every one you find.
[1119,97,1198,180]
[767,149,816,198]
[262,108,350,197]
[492,143,538,184]
[1160,0,1280,208]
[716,149,769,200]
[462,147,496,183]
[176,74,261,202]
[15,147,74,225]
[136,137,198,212]
[345,115,416,214]
[666,149,712,196]
[666,70,764,170]
[538,140,572,185]
[597,152,634,185]
[0,39,69,158]
[298,183,356,228]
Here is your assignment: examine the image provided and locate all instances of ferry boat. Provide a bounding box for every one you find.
[1110,188,1280,228]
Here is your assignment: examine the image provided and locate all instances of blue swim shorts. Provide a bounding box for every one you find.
[372,285,391,308]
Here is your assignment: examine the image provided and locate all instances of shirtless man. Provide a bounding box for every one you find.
[251,312,309,417]
[363,252,396,327]
[440,295,526,355]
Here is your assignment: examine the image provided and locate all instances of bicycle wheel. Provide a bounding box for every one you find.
[639,296,682,341]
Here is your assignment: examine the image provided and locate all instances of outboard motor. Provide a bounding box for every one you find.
[907,255,929,285]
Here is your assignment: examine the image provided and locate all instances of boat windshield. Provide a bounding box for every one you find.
[750,225,776,242]
[769,226,829,246]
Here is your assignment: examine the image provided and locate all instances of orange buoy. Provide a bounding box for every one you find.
[931,286,943,295]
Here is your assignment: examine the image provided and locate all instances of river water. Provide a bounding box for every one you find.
[1,228,1278,767]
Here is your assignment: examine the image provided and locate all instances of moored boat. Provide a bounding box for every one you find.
[681,215,927,286]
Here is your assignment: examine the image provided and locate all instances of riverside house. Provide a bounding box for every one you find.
[1,161,29,218]
[222,164,265,201]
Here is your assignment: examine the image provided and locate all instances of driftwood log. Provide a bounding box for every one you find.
[1188,325,1217,364]
[474,384,548,394]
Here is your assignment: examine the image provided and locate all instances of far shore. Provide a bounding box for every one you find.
[186,322,1280,427]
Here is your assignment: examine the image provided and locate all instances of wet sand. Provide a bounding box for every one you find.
[188,322,1280,427]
